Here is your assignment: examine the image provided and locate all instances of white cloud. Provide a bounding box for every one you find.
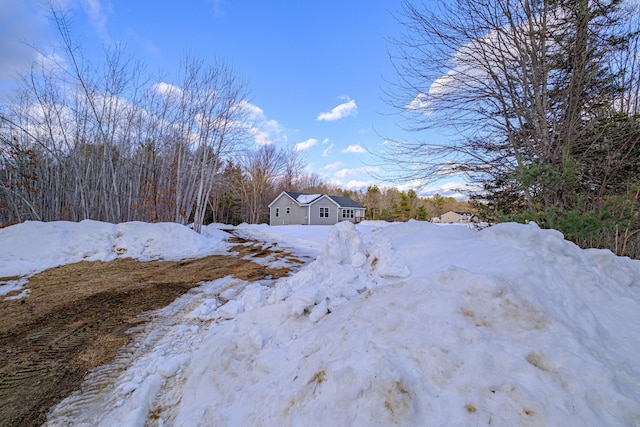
[322,138,330,144]
[232,101,286,146]
[417,11,565,116]
[152,82,183,98]
[80,0,110,40]
[333,166,379,179]
[344,179,376,190]
[406,92,432,115]
[322,143,334,157]
[0,0,113,84]
[250,119,285,146]
[294,138,318,152]
[236,101,265,121]
[33,52,67,74]
[437,161,462,176]
[323,162,343,170]
[317,98,358,122]
[329,179,376,192]
[395,178,429,194]
[18,92,154,151]
[395,179,477,200]
[342,145,366,154]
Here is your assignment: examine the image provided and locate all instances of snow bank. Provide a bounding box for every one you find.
[36,220,640,426]
[0,220,228,297]
[166,221,640,426]
[235,223,331,256]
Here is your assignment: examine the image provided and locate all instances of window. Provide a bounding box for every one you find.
[275,207,280,217]
[342,209,354,219]
[319,207,329,218]
[286,207,291,214]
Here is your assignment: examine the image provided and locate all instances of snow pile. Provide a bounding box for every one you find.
[110,221,228,261]
[164,221,639,426]
[0,220,228,297]
[17,220,640,426]
[235,223,331,257]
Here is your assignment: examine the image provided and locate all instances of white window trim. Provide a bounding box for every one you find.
[342,209,354,219]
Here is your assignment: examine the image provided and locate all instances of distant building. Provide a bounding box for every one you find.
[268,191,365,226]
[436,211,478,224]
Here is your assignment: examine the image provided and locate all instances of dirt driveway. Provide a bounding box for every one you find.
[0,233,301,427]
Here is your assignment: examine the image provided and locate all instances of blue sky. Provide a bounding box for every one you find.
[0,0,467,198]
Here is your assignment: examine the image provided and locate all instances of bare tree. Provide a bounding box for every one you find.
[0,4,252,229]
[238,144,285,224]
[161,55,250,232]
[278,145,306,192]
[385,0,635,193]
[381,0,640,253]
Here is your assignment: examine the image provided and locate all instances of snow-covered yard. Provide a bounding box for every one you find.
[1,220,639,426]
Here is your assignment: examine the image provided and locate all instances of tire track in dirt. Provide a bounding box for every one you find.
[0,231,304,427]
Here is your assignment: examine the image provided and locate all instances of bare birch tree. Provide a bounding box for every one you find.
[160,55,250,232]
[0,5,252,228]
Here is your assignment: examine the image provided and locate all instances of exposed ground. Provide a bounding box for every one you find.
[0,233,302,427]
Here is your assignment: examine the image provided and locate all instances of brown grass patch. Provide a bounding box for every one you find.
[0,234,296,427]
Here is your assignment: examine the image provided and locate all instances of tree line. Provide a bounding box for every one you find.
[383,0,640,257]
[0,8,304,230]
[0,7,470,230]
[349,186,470,222]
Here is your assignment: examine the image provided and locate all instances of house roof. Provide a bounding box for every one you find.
[327,195,365,209]
[284,191,323,204]
[280,191,365,209]
[443,211,475,217]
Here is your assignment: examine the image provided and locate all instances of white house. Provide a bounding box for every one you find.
[268,191,366,226]
[437,211,478,224]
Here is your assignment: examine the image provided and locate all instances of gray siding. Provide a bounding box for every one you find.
[309,198,339,225]
[269,192,367,226]
[269,195,308,225]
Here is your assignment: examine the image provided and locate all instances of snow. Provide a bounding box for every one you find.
[296,193,322,204]
[0,220,229,279]
[1,219,639,425]
[236,223,331,256]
